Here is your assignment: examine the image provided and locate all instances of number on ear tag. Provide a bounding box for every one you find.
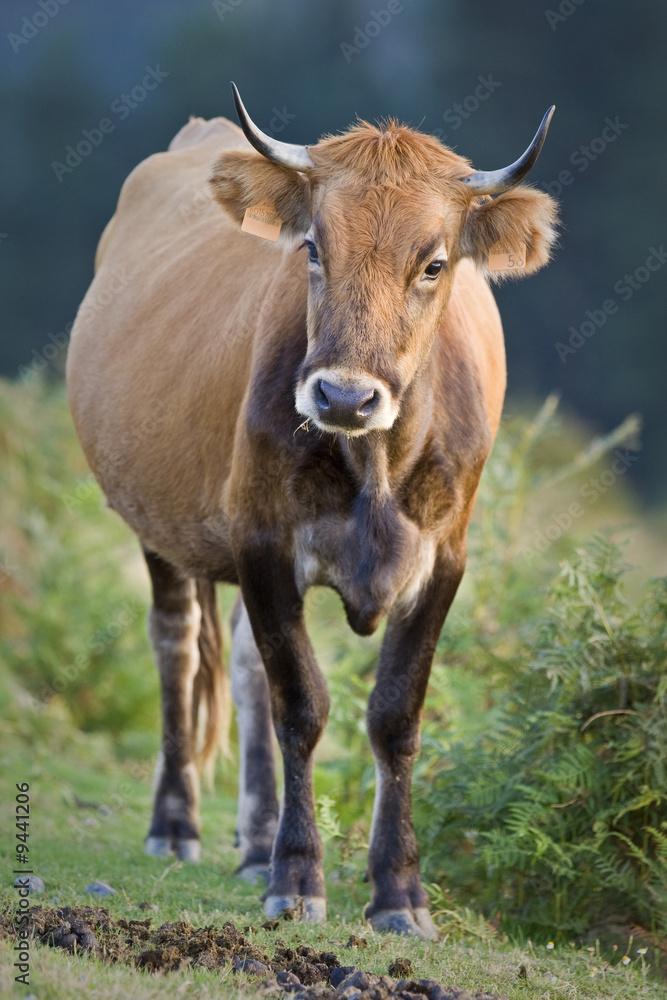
[488,241,527,272]
[242,201,283,242]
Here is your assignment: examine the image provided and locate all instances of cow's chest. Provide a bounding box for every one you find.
[284,436,459,634]
[293,506,437,636]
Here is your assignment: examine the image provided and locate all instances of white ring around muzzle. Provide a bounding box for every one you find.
[295,368,398,435]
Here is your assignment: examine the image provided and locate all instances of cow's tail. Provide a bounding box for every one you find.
[193,579,231,784]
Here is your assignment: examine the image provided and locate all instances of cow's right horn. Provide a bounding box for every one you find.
[462,106,555,195]
[231,82,315,172]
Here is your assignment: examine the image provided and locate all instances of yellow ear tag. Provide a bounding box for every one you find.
[242,201,283,242]
[488,241,527,272]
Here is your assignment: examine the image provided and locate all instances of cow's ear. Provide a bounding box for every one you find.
[460,186,559,282]
[209,150,311,248]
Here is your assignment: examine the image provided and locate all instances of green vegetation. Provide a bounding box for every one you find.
[1,377,666,997]
[308,396,667,948]
[416,538,667,941]
[0,376,159,755]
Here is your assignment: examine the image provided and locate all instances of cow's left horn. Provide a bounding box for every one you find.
[231,82,315,171]
[462,106,555,195]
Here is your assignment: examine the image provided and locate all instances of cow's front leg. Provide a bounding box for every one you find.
[365,553,465,939]
[236,544,329,922]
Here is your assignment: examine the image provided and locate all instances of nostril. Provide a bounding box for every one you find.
[314,379,330,410]
[357,390,378,417]
[312,378,383,428]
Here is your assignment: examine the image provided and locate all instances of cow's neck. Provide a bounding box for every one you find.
[341,357,435,491]
[325,361,437,634]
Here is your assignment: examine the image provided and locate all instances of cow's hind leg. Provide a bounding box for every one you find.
[144,550,204,862]
[230,595,279,882]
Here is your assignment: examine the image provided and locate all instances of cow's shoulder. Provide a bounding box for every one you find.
[438,259,506,441]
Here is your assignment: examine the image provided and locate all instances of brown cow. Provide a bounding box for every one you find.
[66,86,558,938]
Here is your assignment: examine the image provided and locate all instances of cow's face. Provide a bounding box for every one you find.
[211,100,558,436]
[292,179,468,435]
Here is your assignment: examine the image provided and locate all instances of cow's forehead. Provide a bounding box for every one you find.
[309,119,473,186]
[310,181,463,266]
[306,122,473,256]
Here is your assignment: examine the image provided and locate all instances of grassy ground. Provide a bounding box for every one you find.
[1,724,664,1000]
[2,380,666,997]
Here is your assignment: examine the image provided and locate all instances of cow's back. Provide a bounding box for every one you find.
[66,117,302,574]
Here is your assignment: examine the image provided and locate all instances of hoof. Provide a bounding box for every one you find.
[369,907,439,941]
[413,907,439,940]
[176,838,201,862]
[237,863,270,884]
[263,894,327,923]
[145,836,172,858]
[144,836,201,862]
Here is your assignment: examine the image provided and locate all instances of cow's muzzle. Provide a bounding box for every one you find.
[314,379,379,430]
[295,369,398,436]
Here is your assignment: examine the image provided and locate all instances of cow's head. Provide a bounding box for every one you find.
[211,85,558,436]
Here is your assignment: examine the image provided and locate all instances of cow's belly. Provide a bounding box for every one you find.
[106,490,238,582]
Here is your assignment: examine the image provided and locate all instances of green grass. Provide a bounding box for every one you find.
[1,724,665,1000]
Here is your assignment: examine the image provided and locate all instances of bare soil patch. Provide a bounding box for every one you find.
[1,903,507,999]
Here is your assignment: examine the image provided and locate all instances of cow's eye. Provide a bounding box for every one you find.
[423,260,444,280]
[305,240,320,265]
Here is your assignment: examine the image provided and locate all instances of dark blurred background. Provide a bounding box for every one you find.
[1,0,665,503]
